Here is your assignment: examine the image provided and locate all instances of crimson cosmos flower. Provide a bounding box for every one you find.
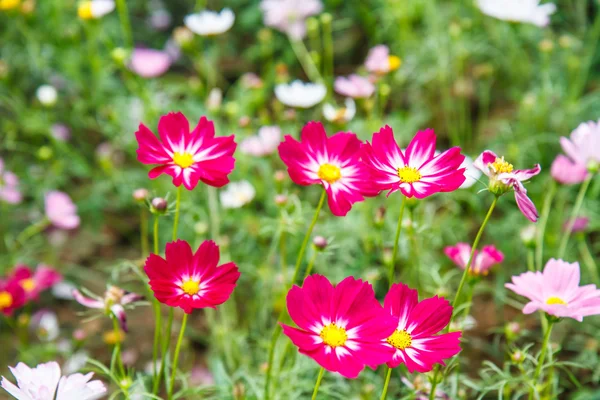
[0,280,25,316]
[9,264,62,302]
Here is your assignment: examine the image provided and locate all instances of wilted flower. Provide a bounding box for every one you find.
[476,0,556,27]
[0,280,25,316]
[444,243,504,276]
[365,45,401,75]
[564,216,589,233]
[473,150,541,222]
[239,126,281,156]
[274,80,326,108]
[560,119,600,172]
[45,191,80,230]
[73,286,143,333]
[36,85,57,107]
[550,154,588,185]
[334,74,375,99]
[77,0,115,20]
[0,158,22,204]
[260,0,323,40]
[10,264,62,302]
[220,180,256,209]
[323,98,356,124]
[1,361,106,400]
[506,258,600,321]
[184,8,235,36]
[128,48,172,78]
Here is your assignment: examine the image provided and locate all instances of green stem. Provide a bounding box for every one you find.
[151,216,161,394]
[529,320,554,400]
[115,0,133,49]
[168,314,188,400]
[111,316,125,376]
[558,175,592,258]
[578,235,599,283]
[407,207,420,289]
[13,218,50,250]
[304,248,319,277]
[311,367,325,400]
[527,249,535,272]
[207,186,220,241]
[156,309,174,394]
[141,208,149,258]
[172,186,183,241]
[379,367,393,400]
[535,180,556,270]
[288,36,323,83]
[388,197,407,288]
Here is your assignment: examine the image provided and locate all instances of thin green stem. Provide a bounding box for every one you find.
[111,316,125,376]
[141,208,149,258]
[527,249,535,272]
[168,314,188,400]
[115,0,133,49]
[304,248,319,277]
[388,197,407,288]
[535,180,556,270]
[13,218,50,250]
[172,186,183,241]
[578,236,599,283]
[151,216,161,394]
[321,14,333,84]
[379,367,393,400]
[407,207,420,289]
[311,367,325,400]
[288,36,323,83]
[156,309,174,394]
[558,175,592,258]
[529,320,554,400]
[280,227,287,275]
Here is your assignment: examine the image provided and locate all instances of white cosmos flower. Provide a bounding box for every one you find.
[460,155,482,189]
[323,98,356,124]
[184,8,235,36]
[220,181,256,209]
[476,0,556,27]
[36,85,58,107]
[78,0,115,20]
[275,80,326,108]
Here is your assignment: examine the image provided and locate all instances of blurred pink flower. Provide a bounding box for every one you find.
[240,73,263,89]
[444,243,504,276]
[334,74,375,98]
[10,264,62,302]
[45,191,80,230]
[129,48,172,78]
[550,154,588,185]
[564,216,589,233]
[50,124,71,142]
[365,45,401,75]
[239,126,281,156]
[506,258,600,321]
[0,158,22,204]
[560,119,600,170]
[260,0,323,40]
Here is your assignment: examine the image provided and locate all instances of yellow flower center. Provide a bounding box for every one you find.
[0,0,20,10]
[20,278,35,293]
[317,164,342,184]
[181,279,200,296]
[546,296,567,306]
[173,152,195,169]
[0,291,13,310]
[77,1,93,19]
[490,157,514,174]
[397,166,421,183]
[320,323,347,347]
[103,329,125,345]
[387,329,412,350]
[388,55,402,71]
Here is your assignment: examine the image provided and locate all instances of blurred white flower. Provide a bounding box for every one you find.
[206,88,223,111]
[275,80,326,108]
[323,98,356,124]
[460,155,482,189]
[36,85,57,107]
[52,281,76,300]
[63,351,89,375]
[30,310,59,341]
[260,0,323,40]
[476,0,556,27]
[184,9,235,36]
[78,0,115,20]
[240,126,281,156]
[220,181,256,209]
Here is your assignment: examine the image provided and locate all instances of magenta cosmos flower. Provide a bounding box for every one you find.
[73,286,143,333]
[361,126,466,198]
[382,283,461,372]
[550,154,588,185]
[506,258,600,321]
[0,158,22,204]
[129,48,172,78]
[334,74,375,99]
[473,150,541,222]
[135,112,236,190]
[10,264,62,302]
[444,243,504,276]
[278,121,377,216]
[45,191,80,230]
[281,274,396,378]
[560,119,600,171]
[144,240,240,314]
[0,280,25,316]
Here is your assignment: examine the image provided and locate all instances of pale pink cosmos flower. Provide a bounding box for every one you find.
[239,126,281,156]
[73,286,143,333]
[129,48,172,78]
[506,258,600,321]
[334,74,375,99]
[260,0,323,40]
[473,150,541,222]
[444,243,504,276]
[550,154,588,185]
[1,361,106,400]
[361,126,466,198]
[45,191,80,230]
[365,45,401,75]
[0,158,22,204]
[560,119,600,170]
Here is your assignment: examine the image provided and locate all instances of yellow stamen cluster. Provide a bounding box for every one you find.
[387,329,412,350]
[397,166,422,183]
[317,163,342,184]
[0,291,13,310]
[546,296,567,306]
[320,323,347,347]
[20,278,35,293]
[181,279,200,296]
[173,152,194,169]
[490,157,514,174]
[388,55,402,71]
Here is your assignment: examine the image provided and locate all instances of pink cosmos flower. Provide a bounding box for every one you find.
[473,150,541,222]
[239,126,281,156]
[10,264,62,302]
[260,0,323,40]
[365,45,401,75]
[45,191,80,230]
[135,112,236,190]
[0,280,25,316]
[506,258,600,321]
[278,121,378,216]
[444,243,504,276]
[560,119,600,169]
[383,283,461,372]
[1,361,106,400]
[550,154,588,185]
[0,158,22,204]
[334,74,375,99]
[129,48,172,78]
[144,240,240,314]
[361,126,466,198]
[73,286,143,333]
[565,216,589,233]
[281,274,397,378]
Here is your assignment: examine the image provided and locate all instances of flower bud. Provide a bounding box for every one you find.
[133,188,149,202]
[151,197,168,214]
[111,47,128,66]
[73,329,87,341]
[274,194,288,206]
[313,236,327,250]
[274,170,286,182]
[538,39,554,53]
[505,321,521,341]
[511,350,524,363]
[238,115,251,127]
